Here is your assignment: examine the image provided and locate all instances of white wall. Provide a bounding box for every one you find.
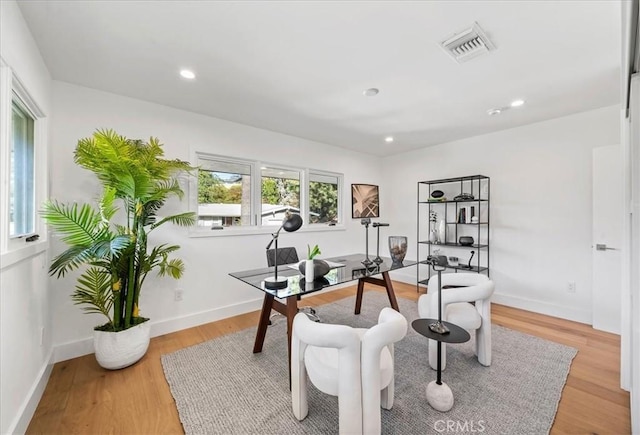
[50,80,383,359]
[383,105,620,323]
[0,1,52,434]
[627,74,640,434]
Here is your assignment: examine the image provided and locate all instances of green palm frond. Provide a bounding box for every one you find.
[152,179,185,201]
[151,212,196,230]
[49,246,93,277]
[99,187,119,222]
[90,235,132,259]
[72,267,113,324]
[147,244,180,267]
[159,258,185,279]
[41,201,103,246]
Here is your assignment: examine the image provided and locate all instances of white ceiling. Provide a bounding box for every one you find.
[17,0,622,156]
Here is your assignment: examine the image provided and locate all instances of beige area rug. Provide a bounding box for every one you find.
[162,293,577,434]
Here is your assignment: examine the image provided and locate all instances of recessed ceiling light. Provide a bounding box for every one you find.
[180,69,196,79]
[363,88,379,97]
[510,99,525,107]
[487,108,502,116]
[385,136,394,143]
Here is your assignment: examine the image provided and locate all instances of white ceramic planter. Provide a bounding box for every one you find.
[94,321,151,370]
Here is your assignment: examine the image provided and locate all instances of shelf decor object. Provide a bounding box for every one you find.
[459,236,474,246]
[438,219,446,244]
[417,175,490,288]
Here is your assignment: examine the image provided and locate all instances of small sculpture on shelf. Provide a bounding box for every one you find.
[429,190,446,202]
[429,210,439,244]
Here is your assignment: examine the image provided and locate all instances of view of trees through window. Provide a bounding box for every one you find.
[309,179,338,223]
[198,170,245,204]
[196,157,340,228]
[260,167,300,225]
[261,177,299,207]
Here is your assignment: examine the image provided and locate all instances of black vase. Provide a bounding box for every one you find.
[459,236,474,246]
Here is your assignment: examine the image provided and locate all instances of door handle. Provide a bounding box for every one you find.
[595,244,617,251]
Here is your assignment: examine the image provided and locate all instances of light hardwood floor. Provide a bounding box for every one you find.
[27,282,631,434]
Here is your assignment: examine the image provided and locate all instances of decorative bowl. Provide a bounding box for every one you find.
[459,236,474,246]
[431,190,444,198]
[298,259,330,277]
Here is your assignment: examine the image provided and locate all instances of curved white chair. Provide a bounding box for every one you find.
[291,307,407,435]
[418,273,495,370]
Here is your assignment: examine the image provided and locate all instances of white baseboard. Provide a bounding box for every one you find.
[8,349,54,435]
[491,292,592,325]
[53,297,265,363]
[378,272,593,325]
[53,336,94,363]
[150,297,264,338]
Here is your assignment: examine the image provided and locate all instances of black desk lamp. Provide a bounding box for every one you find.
[264,212,303,290]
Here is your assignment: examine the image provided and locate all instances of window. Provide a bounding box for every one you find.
[1,64,46,255]
[309,172,339,224]
[197,157,252,228]
[261,166,300,226]
[10,97,35,237]
[193,153,342,234]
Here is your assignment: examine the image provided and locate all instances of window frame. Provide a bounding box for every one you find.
[190,152,344,237]
[308,170,342,226]
[0,62,48,257]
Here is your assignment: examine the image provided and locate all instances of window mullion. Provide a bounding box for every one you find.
[253,161,261,227]
[301,169,309,226]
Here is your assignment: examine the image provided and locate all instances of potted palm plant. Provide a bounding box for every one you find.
[42,129,195,369]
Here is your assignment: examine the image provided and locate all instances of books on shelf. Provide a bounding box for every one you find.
[457,206,476,223]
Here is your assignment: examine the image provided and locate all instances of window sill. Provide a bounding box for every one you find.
[0,239,48,270]
[189,224,346,238]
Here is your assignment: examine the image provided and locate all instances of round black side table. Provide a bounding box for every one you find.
[412,318,470,412]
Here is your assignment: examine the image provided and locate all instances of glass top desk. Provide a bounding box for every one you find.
[230,253,416,370]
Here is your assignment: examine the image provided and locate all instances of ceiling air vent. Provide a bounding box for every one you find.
[440,22,495,63]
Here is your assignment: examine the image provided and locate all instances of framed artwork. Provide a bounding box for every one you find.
[351,184,379,218]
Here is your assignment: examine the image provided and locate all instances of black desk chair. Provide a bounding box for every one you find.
[266,247,320,322]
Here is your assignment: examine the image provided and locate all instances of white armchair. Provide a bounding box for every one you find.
[418,273,495,370]
[291,307,407,435]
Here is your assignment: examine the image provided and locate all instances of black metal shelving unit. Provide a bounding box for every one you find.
[417,175,490,289]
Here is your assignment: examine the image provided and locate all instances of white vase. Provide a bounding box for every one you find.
[305,259,315,282]
[429,228,438,243]
[439,220,446,244]
[94,320,151,370]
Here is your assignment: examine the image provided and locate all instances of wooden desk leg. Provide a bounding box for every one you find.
[382,271,400,312]
[355,278,365,314]
[253,294,275,353]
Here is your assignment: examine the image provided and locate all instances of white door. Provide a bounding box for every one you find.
[592,145,623,334]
